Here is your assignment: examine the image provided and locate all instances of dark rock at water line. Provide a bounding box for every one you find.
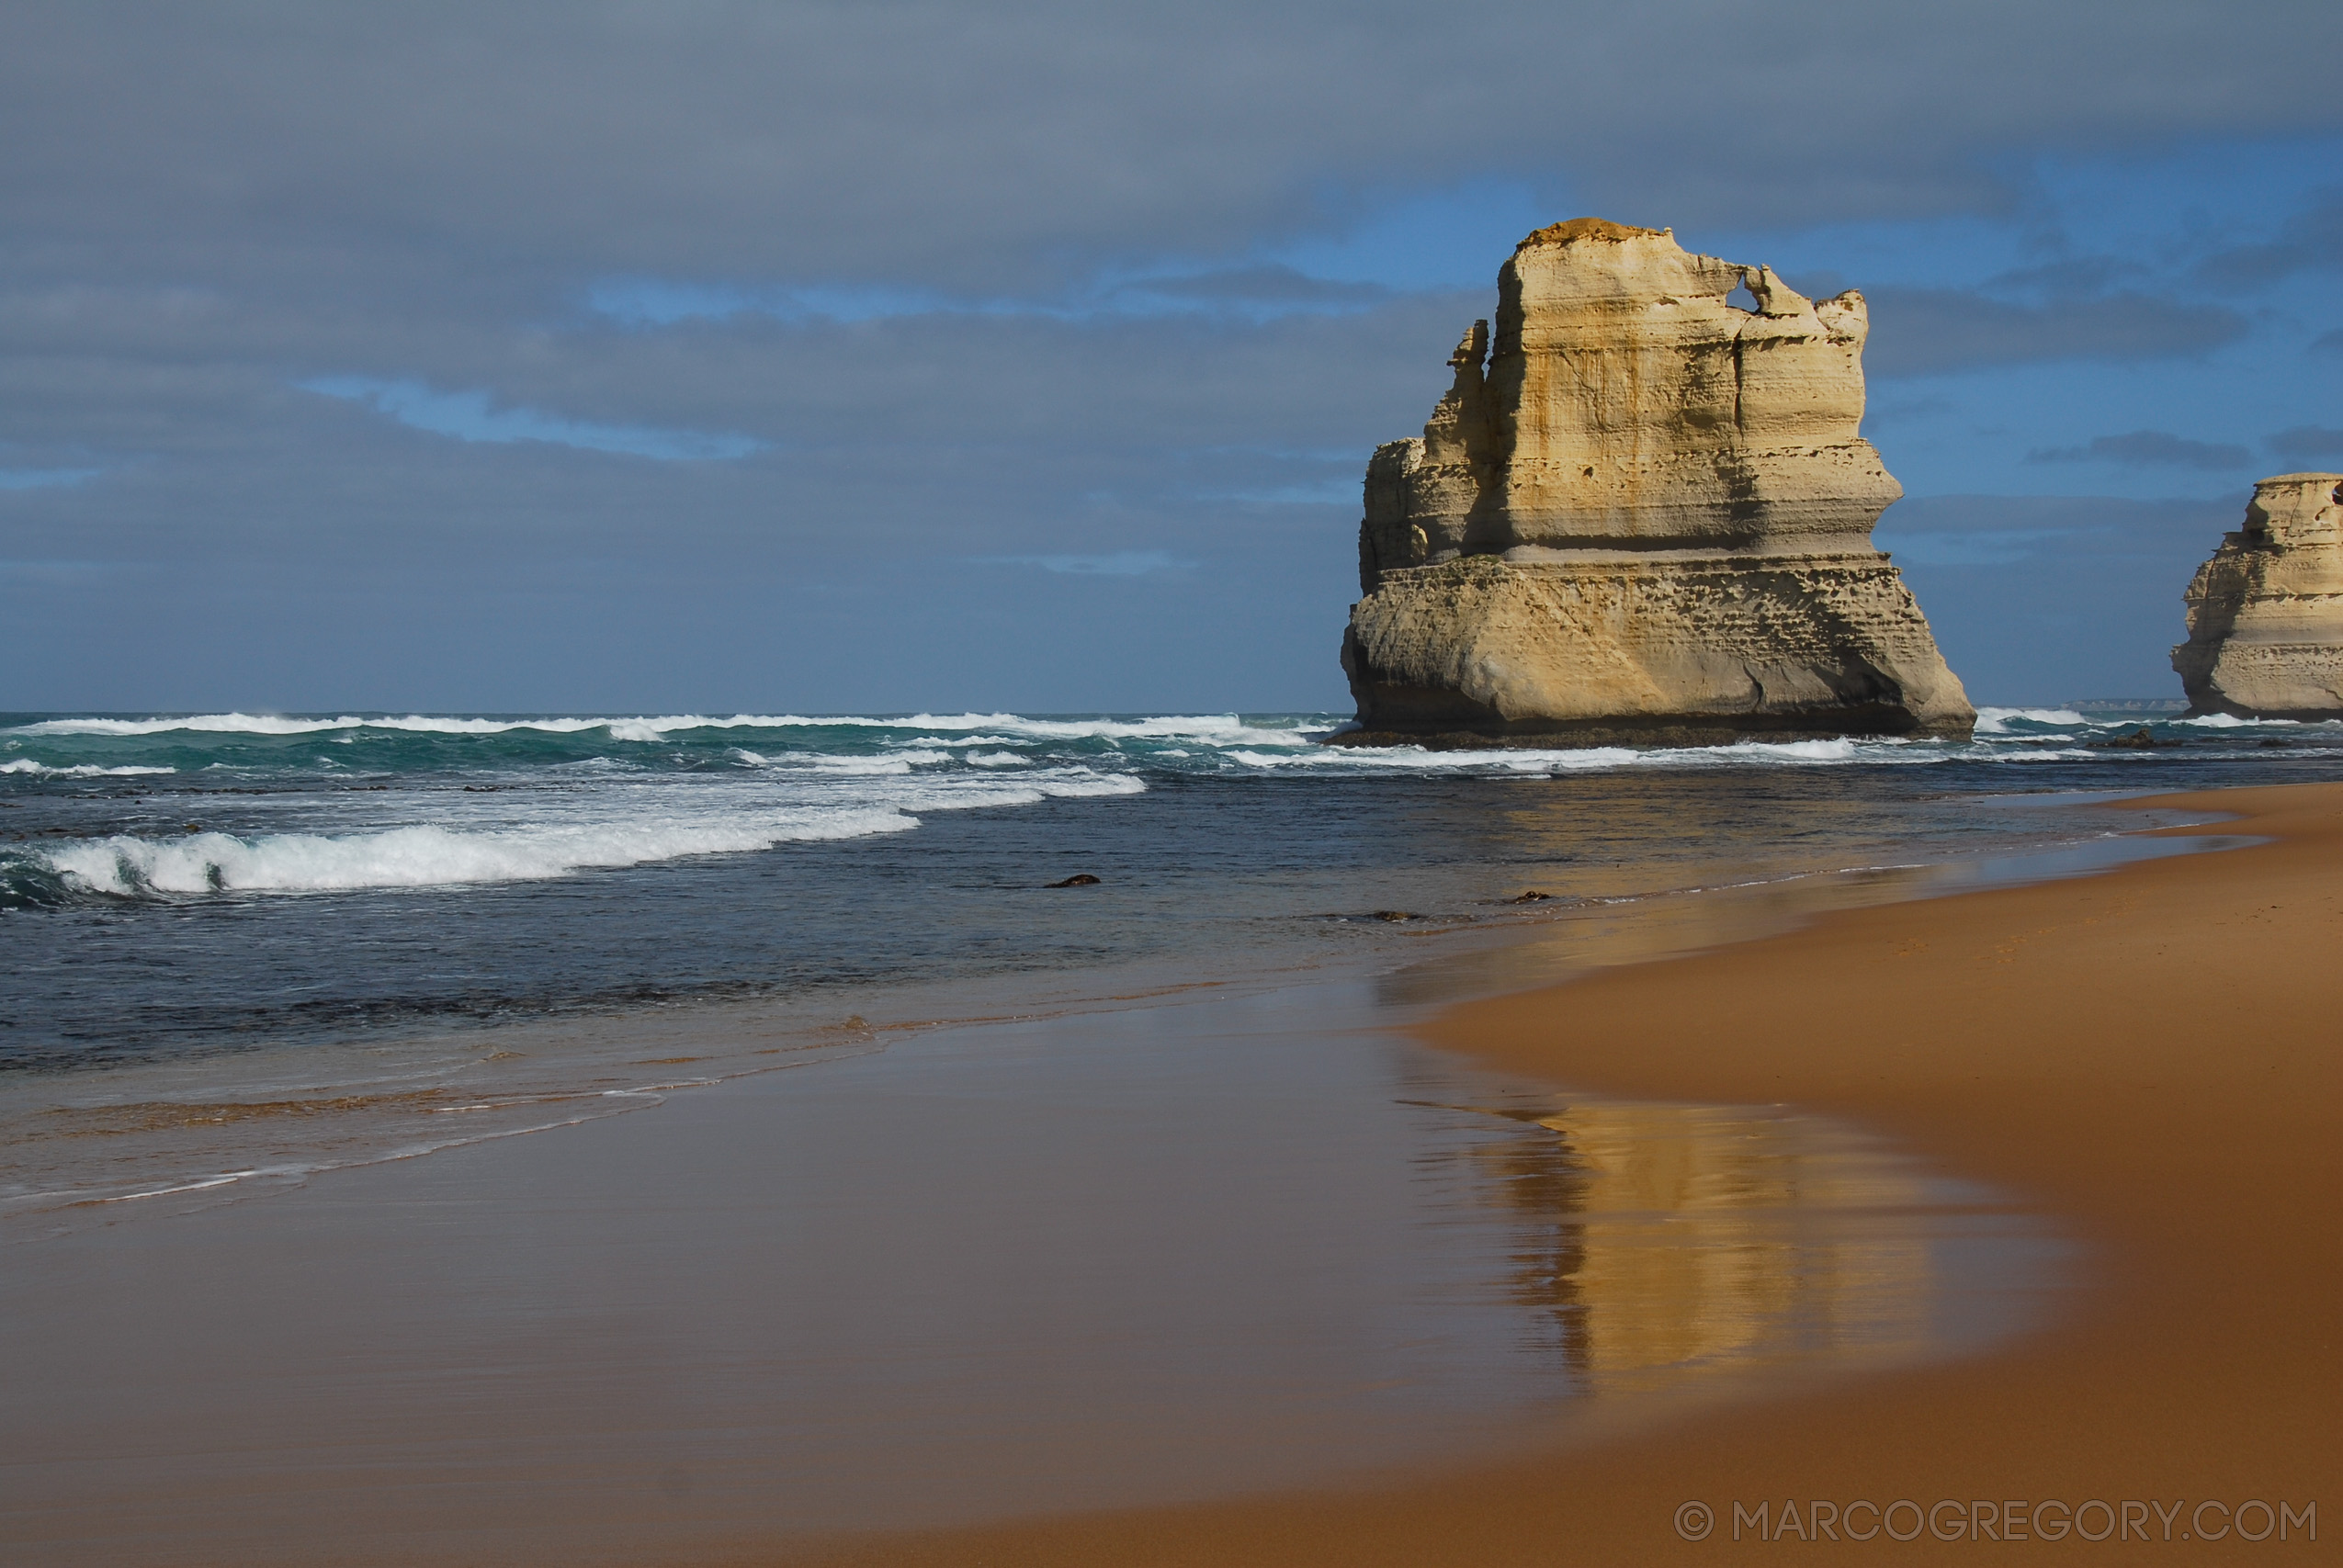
[1511,890,1557,902]
[2089,727,2178,750]
[1046,874,1102,888]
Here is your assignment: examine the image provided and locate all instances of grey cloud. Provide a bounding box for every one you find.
[5,2,2342,710]
[1117,267,1387,312]
[300,377,765,460]
[3,2,2340,298]
[0,468,101,491]
[1862,288,2249,377]
[1981,255,2150,295]
[2267,425,2343,461]
[2025,430,2254,469]
[974,551,1188,575]
[1193,480,1359,507]
[587,266,1388,332]
[2312,328,2343,357]
[0,290,1476,709]
[2191,193,2343,290]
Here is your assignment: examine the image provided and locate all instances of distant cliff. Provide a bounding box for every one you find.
[1339,219,1972,747]
[2174,473,2343,719]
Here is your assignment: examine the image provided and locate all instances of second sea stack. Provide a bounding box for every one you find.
[2172,473,2343,719]
[1340,219,1973,747]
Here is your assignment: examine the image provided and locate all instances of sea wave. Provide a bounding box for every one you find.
[42,811,924,895]
[11,710,1325,747]
[26,764,1146,896]
[1974,707,2088,733]
[1228,735,1919,773]
[0,760,176,776]
[1224,745,1617,772]
[2171,712,2342,729]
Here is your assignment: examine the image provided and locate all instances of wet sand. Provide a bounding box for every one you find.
[3,966,2047,1565]
[6,784,2333,1564]
[806,782,2340,1563]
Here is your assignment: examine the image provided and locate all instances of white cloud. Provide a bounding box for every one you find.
[300,378,764,461]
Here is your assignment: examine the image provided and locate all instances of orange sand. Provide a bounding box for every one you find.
[787,782,2341,1563]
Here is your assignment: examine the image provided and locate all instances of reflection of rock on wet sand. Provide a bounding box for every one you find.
[1454,1100,1952,1393]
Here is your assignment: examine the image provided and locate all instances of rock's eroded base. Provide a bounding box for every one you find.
[1341,554,1971,750]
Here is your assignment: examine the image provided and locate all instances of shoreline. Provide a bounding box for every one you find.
[4,784,2328,1564]
[796,781,2339,1563]
[3,794,2205,1237]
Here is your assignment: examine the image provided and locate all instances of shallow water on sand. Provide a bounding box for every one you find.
[0,812,2235,1229]
[0,977,2064,1562]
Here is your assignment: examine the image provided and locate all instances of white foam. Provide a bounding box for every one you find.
[1672,738,1863,763]
[964,750,1031,767]
[31,761,1144,896]
[1974,748,2100,762]
[1225,745,1618,773]
[2171,712,2329,728]
[11,711,1325,747]
[805,754,913,774]
[1228,735,1917,773]
[1975,707,2088,734]
[45,810,924,895]
[0,760,176,777]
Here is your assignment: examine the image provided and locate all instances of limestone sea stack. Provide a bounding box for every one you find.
[1339,219,1973,747]
[2172,473,2343,719]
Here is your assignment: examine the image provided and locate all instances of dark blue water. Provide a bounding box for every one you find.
[5,707,2338,1075]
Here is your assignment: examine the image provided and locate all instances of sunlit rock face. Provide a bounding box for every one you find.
[2173,473,2343,720]
[1341,219,1973,748]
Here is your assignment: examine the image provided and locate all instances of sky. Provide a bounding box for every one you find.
[4,1,2341,714]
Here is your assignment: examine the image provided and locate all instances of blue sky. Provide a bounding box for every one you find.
[2,4,2338,711]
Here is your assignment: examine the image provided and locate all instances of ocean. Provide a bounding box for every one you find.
[1,705,2336,1224]
[6,705,2338,1069]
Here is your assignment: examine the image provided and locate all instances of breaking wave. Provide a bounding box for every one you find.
[1974,707,2088,734]
[15,710,1318,747]
[9,704,2338,906]
[44,811,923,895]
[17,758,1145,897]
[0,759,176,776]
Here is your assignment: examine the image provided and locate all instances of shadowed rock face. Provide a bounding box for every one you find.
[1341,219,1973,748]
[2173,473,2343,720]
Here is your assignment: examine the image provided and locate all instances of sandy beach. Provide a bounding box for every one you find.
[6,781,2336,1565]
[804,781,2339,1564]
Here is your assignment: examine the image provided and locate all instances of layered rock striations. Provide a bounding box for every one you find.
[1340,219,1973,746]
[2172,473,2343,719]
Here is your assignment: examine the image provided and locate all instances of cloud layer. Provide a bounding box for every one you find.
[3,3,2341,709]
